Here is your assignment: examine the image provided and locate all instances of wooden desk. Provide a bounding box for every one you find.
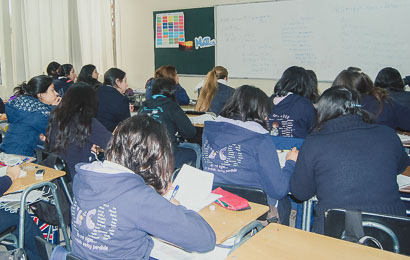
[4,163,65,194]
[199,202,269,244]
[227,223,410,260]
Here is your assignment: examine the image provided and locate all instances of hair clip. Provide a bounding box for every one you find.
[350,103,361,108]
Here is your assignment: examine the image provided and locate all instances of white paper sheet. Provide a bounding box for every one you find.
[397,174,410,189]
[0,190,44,203]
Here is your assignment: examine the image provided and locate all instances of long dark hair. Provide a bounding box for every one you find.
[13,75,54,98]
[77,64,101,89]
[274,66,311,99]
[46,61,60,79]
[314,85,373,131]
[57,64,73,77]
[220,85,271,128]
[103,68,126,87]
[45,82,98,152]
[374,67,404,92]
[105,115,174,195]
[333,68,389,115]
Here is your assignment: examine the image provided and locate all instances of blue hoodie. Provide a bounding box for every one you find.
[71,161,216,260]
[145,78,190,105]
[1,96,52,156]
[202,117,295,206]
[268,94,316,138]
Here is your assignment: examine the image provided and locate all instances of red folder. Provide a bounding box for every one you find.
[211,187,250,211]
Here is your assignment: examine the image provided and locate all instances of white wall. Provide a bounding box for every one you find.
[115,0,331,99]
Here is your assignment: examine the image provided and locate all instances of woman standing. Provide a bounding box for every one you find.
[290,85,407,234]
[1,75,59,156]
[96,68,131,132]
[46,83,112,178]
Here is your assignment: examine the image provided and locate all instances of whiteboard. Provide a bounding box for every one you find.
[216,0,410,81]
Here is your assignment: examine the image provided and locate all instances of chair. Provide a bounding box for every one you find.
[212,182,269,221]
[0,225,18,249]
[324,209,410,256]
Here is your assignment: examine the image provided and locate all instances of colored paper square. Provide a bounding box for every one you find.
[164,29,168,33]
[164,35,168,38]
[157,39,162,44]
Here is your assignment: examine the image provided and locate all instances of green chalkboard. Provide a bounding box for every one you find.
[153,7,215,75]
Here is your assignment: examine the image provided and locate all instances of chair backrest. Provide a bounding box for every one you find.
[34,148,72,182]
[324,209,410,256]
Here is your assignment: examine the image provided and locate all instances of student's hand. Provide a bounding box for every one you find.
[286,147,299,162]
[39,134,46,142]
[52,97,62,106]
[6,166,21,181]
[170,198,181,206]
[91,144,99,154]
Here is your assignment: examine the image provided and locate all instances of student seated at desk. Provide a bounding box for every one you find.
[267,66,316,138]
[290,85,408,234]
[0,166,43,260]
[333,68,410,131]
[46,61,60,80]
[71,115,216,260]
[53,64,76,96]
[145,65,190,105]
[77,64,102,90]
[195,66,234,116]
[375,67,410,109]
[96,68,131,132]
[202,85,298,224]
[139,78,197,169]
[1,75,60,156]
[46,83,112,178]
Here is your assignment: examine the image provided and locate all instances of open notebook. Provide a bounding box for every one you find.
[164,164,221,212]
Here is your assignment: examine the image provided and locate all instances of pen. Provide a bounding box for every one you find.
[169,185,179,201]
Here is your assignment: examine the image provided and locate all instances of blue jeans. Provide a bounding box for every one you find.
[0,209,42,260]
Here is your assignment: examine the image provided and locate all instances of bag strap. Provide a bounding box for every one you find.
[344,209,364,243]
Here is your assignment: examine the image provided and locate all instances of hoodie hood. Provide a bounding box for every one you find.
[272,93,307,112]
[142,95,173,109]
[6,95,51,123]
[73,161,144,211]
[203,116,268,151]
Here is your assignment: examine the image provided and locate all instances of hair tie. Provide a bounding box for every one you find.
[349,103,361,108]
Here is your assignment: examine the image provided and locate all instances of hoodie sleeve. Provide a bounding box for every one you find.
[0,176,12,196]
[175,84,190,105]
[89,119,112,150]
[256,136,293,200]
[173,105,196,139]
[392,100,410,131]
[126,186,216,253]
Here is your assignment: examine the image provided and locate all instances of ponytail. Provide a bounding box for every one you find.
[13,75,53,98]
[195,66,228,112]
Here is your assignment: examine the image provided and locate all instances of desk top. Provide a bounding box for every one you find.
[227,223,410,260]
[199,202,269,244]
[4,163,66,194]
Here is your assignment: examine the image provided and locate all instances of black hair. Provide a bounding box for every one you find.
[13,75,54,98]
[45,82,98,153]
[315,85,373,131]
[57,64,73,77]
[274,66,311,98]
[306,69,320,103]
[103,68,126,87]
[46,61,60,79]
[105,115,174,195]
[374,67,404,92]
[152,77,176,102]
[220,85,271,128]
[77,64,102,89]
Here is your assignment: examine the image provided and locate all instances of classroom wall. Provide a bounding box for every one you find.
[115,0,332,99]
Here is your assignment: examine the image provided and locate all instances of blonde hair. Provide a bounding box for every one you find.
[154,65,177,84]
[195,66,228,112]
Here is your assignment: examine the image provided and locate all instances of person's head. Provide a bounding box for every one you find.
[154,65,178,84]
[46,61,60,79]
[152,77,176,102]
[306,69,320,103]
[13,75,58,105]
[105,115,174,195]
[274,66,311,98]
[374,67,404,91]
[195,66,229,112]
[103,68,128,94]
[77,64,101,88]
[315,85,373,131]
[332,69,374,95]
[220,85,271,128]
[46,82,98,153]
[57,64,76,81]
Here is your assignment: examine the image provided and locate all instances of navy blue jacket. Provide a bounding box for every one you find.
[48,118,112,178]
[268,94,316,138]
[199,82,234,116]
[53,78,73,96]
[0,176,12,196]
[96,85,130,132]
[1,96,52,156]
[145,78,190,105]
[290,115,407,234]
[361,94,410,131]
[139,95,195,149]
[202,117,295,206]
[387,90,410,109]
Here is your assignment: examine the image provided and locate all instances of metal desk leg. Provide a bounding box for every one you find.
[19,181,72,252]
[301,198,315,231]
[302,201,308,231]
